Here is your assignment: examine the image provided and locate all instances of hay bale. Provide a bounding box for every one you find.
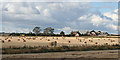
[33,38,36,40]
[53,37,54,39]
[48,39,50,41]
[95,42,98,44]
[5,38,8,40]
[89,40,91,41]
[68,41,71,43]
[23,40,26,42]
[111,40,115,42]
[90,40,93,42]
[56,38,58,40]
[2,40,4,43]
[105,43,108,45]
[40,39,42,40]
[8,40,11,42]
[18,39,20,41]
[113,40,115,42]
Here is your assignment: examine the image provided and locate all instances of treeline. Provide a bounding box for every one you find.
[3,26,111,36]
[9,33,87,37]
[8,26,84,36]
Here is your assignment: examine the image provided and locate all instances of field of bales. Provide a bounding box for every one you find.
[1,36,119,48]
[1,36,120,59]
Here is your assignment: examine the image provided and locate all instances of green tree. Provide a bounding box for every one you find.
[60,31,65,35]
[104,32,109,35]
[43,27,54,35]
[33,26,41,36]
[70,31,75,36]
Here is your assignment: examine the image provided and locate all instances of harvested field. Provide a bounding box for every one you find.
[1,36,119,48]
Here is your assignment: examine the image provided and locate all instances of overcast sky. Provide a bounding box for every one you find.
[1,2,119,34]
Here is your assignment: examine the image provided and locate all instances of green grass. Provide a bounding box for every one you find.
[2,44,120,54]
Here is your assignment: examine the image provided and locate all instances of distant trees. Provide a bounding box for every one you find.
[70,31,81,36]
[104,32,109,35]
[6,26,110,36]
[33,26,41,36]
[70,31,75,36]
[27,31,33,36]
[43,27,54,35]
[70,31,74,35]
[32,27,54,35]
[60,31,65,35]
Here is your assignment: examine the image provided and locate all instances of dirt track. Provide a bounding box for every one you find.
[2,50,119,60]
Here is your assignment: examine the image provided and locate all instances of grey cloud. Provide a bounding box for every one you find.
[1,2,118,34]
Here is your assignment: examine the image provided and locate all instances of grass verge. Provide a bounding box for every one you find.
[2,44,120,54]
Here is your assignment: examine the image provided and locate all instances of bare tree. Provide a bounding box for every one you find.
[33,26,41,36]
[43,27,54,35]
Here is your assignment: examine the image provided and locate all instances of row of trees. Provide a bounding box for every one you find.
[32,27,82,36]
[33,27,54,36]
[8,26,109,36]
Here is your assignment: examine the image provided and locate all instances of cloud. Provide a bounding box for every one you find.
[77,8,118,32]
[3,27,30,33]
[1,2,118,34]
[57,27,77,34]
[78,15,88,20]
[103,10,118,22]
[1,0,120,2]
[43,9,50,16]
[106,24,118,30]
[114,9,118,13]
[90,15,103,26]
[58,27,71,31]
[3,3,40,14]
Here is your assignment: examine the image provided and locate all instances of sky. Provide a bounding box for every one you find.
[0,2,119,34]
